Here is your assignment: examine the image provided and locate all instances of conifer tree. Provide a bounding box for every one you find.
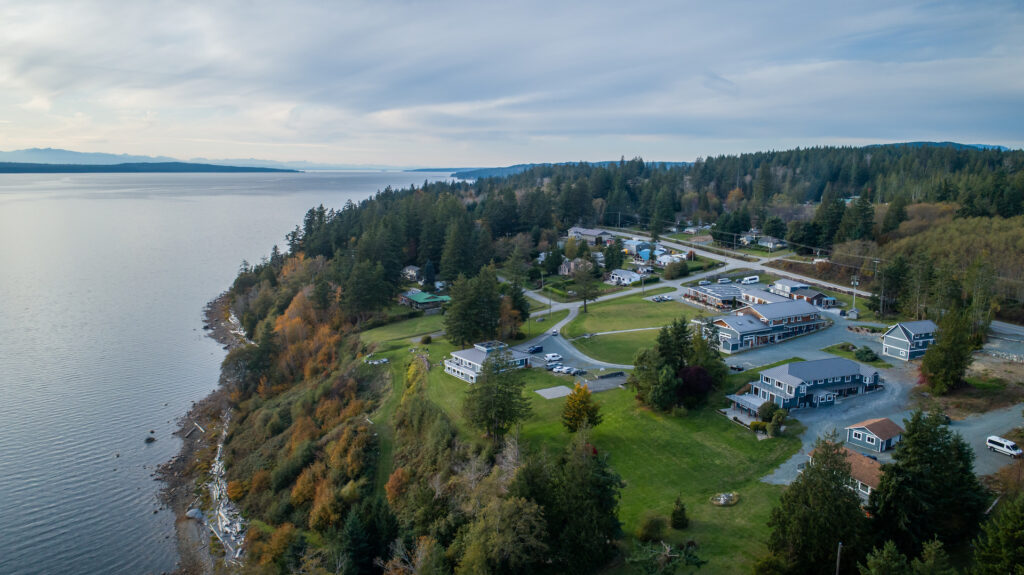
[972,494,1024,574]
[765,431,867,575]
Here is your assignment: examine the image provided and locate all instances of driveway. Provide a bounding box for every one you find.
[761,360,920,485]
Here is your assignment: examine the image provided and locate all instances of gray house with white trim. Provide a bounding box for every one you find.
[704,299,827,354]
[882,320,937,361]
[726,357,881,413]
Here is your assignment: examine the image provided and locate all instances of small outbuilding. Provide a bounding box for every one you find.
[846,417,904,453]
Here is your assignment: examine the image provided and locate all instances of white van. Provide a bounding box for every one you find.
[544,353,563,363]
[986,436,1022,457]
[717,278,732,284]
[741,275,760,285]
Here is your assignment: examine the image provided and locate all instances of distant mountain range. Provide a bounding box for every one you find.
[0,162,296,174]
[0,148,398,171]
[450,161,692,180]
[0,142,1015,176]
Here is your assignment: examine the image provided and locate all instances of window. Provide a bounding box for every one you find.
[845,375,851,382]
[900,350,906,357]
[859,482,871,494]
[852,431,863,440]
[866,436,876,445]
[787,385,794,395]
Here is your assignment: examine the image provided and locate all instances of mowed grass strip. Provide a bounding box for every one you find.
[564,288,699,338]
[572,330,659,365]
[822,342,893,368]
[359,313,444,344]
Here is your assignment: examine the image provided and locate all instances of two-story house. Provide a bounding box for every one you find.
[726,357,881,413]
[882,320,938,361]
[443,341,530,383]
[705,300,828,354]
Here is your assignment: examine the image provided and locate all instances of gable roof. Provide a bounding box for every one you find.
[739,299,819,320]
[568,226,610,238]
[899,320,937,336]
[885,320,938,342]
[810,445,882,490]
[761,357,875,386]
[846,417,904,441]
[791,287,829,299]
[403,291,450,305]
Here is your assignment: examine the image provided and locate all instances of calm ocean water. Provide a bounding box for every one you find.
[0,171,451,575]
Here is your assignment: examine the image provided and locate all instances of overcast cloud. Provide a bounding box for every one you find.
[1,1,1022,166]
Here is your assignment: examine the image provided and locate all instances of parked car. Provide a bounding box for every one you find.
[729,365,744,372]
[987,436,1022,457]
[545,363,562,371]
[550,329,559,336]
[527,345,543,354]
[698,280,712,286]
[544,353,563,363]
[717,278,732,284]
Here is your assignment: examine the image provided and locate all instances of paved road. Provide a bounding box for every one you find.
[509,231,1024,480]
[598,227,873,297]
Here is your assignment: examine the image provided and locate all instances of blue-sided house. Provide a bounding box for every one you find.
[882,320,938,361]
[704,299,828,354]
[845,417,904,453]
[726,357,881,413]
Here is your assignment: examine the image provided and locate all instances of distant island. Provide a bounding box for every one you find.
[0,161,299,174]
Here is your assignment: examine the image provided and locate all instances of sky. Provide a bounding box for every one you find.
[1,1,1023,167]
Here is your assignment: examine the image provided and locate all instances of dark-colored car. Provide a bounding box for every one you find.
[729,365,744,372]
[527,345,543,354]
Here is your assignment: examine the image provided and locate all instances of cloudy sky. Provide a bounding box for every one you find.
[1,1,1022,166]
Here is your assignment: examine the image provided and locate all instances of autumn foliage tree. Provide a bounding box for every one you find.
[561,383,603,432]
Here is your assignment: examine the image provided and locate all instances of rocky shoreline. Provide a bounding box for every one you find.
[156,292,244,575]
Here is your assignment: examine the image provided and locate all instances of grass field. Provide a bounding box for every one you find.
[370,310,805,573]
[822,342,893,368]
[572,330,658,364]
[359,313,444,344]
[423,359,804,574]
[563,288,698,338]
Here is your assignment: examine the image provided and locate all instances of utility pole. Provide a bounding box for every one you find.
[851,276,859,313]
[835,541,843,575]
[872,259,882,317]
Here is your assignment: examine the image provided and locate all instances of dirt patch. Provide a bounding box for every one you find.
[912,354,1024,419]
[156,292,245,575]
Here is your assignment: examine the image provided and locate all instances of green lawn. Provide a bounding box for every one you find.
[823,291,882,323]
[822,342,893,368]
[421,360,803,574]
[563,288,698,338]
[359,313,444,344]
[373,310,805,573]
[572,330,658,365]
[526,308,570,337]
